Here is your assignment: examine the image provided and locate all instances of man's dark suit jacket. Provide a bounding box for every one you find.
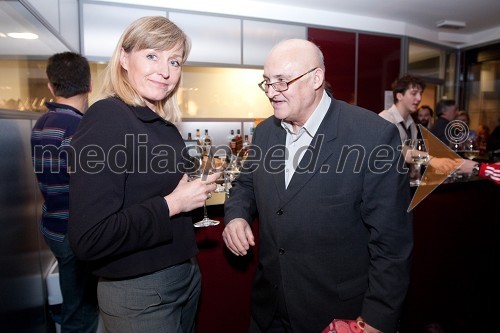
[225,97,413,333]
[430,117,451,146]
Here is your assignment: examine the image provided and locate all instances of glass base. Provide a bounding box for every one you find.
[193,218,220,228]
[411,178,430,186]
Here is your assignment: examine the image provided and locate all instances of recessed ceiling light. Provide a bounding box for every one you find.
[7,32,39,40]
[436,20,466,30]
[0,33,6,38]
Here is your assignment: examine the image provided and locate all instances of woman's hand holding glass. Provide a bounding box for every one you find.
[164,172,219,217]
[190,152,226,227]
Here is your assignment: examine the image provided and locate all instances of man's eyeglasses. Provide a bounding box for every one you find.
[258,68,318,93]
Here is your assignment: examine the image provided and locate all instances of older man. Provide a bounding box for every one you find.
[223,39,413,333]
[431,99,458,146]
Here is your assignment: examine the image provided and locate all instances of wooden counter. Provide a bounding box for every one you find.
[193,179,499,333]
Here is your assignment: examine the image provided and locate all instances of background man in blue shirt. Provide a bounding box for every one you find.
[31,52,99,333]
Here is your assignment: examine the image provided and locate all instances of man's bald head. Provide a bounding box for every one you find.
[265,39,325,72]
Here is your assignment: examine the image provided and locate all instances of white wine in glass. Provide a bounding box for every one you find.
[464,138,480,160]
[463,150,479,160]
[410,139,428,186]
[223,162,240,197]
[187,153,219,228]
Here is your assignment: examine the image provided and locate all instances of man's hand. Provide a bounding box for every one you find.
[356,316,382,333]
[455,158,477,175]
[222,218,255,256]
[428,157,462,175]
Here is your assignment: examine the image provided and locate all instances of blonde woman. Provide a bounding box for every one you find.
[68,16,219,333]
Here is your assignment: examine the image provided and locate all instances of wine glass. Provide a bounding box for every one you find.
[187,152,220,228]
[449,141,460,153]
[409,139,429,186]
[462,138,480,160]
[223,156,241,198]
[212,149,231,194]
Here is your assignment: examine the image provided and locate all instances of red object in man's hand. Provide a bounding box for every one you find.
[322,319,365,333]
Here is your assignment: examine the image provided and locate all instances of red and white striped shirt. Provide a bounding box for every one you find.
[479,163,500,185]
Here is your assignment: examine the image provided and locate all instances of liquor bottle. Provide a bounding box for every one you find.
[243,134,250,148]
[195,129,201,145]
[240,134,250,160]
[229,130,237,155]
[235,129,243,154]
[227,129,235,145]
[201,129,212,155]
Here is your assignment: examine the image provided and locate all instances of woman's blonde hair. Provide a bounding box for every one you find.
[96,16,191,122]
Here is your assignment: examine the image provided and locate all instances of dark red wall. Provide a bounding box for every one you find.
[308,28,356,104]
[357,33,401,112]
[308,28,401,113]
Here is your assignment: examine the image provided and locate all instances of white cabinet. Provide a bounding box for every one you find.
[169,12,241,65]
[20,0,80,52]
[243,20,306,66]
[58,0,80,51]
[82,3,167,59]
[81,4,306,66]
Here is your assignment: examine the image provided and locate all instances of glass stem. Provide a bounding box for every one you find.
[203,202,208,218]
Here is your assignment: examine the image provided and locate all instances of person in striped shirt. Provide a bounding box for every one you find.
[31,52,99,333]
[458,159,500,185]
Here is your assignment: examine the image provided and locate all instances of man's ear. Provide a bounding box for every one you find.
[47,82,56,97]
[396,92,404,102]
[313,68,324,90]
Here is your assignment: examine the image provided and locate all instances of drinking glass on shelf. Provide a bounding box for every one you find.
[187,152,220,228]
[409,139,429,186]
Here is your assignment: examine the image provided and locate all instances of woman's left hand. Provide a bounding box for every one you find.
[164,172,220,216]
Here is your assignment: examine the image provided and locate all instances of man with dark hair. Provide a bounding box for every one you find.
[431,99,458,146]
[417,105,434,129]
[31,52,98,333]
[379,74,426,143]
